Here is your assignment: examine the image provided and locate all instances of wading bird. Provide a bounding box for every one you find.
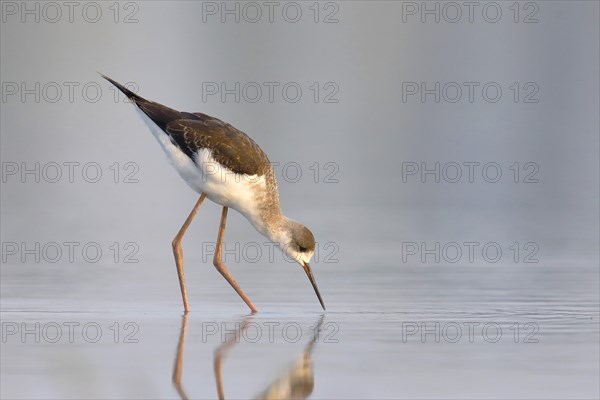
[101,75,325,313]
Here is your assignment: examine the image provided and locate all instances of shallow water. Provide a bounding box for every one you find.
[1,1,599,398]
[1,263,598,399]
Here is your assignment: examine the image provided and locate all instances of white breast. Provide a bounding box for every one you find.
[134,107,267,230]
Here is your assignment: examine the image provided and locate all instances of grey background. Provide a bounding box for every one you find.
[1,1,599,399]
[1,1,598,264]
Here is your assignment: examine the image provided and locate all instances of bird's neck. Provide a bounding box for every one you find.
[252,211,291,246]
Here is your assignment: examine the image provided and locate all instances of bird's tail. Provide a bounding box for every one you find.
[99,73,142,101]
[99,73,184,130]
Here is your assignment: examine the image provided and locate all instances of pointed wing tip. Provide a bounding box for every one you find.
[97,73,140,101]
[98,72,112,83]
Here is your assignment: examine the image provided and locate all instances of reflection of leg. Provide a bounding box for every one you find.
[213,207,258,313]
[213,350,225,400]
[172,194,206,313]
[172,314,189,400]
[214,318,252,400]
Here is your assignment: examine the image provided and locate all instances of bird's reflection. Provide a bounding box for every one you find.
[254,315,323,400]
[172,314,190,399]
[172,314,324,400]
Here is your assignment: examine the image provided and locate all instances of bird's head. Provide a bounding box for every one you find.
[283,222,316,265]
[276,220,325,310]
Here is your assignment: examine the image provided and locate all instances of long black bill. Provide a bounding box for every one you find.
[302,262,326,310]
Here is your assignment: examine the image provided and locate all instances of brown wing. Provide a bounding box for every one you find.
[166,118,271,176]
[100,75,270,176]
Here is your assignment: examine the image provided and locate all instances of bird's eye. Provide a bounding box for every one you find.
[299,246,307,253]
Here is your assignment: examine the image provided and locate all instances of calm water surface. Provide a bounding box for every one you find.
[1,262,598,399]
